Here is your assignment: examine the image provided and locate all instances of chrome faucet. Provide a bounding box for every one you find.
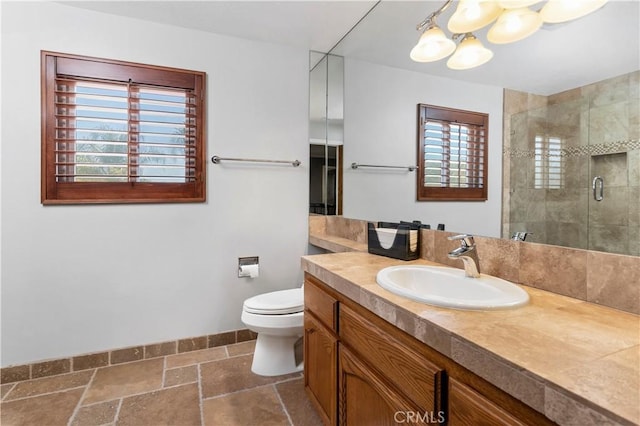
[511,231,532,241]
[447,234,481,278]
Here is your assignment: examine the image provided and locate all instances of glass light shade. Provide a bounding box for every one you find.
[447,35,494,70]
[539,0,608,23]
[410,26,456,62]
[498,0,542,8]
[487,8,543,44]
[448,0,503,33]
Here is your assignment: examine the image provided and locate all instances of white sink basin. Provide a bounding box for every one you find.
[376,265,529,310]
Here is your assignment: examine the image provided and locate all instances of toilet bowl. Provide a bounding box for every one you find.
[241,288,304,376]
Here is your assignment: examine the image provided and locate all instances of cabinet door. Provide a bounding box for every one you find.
[339,305,444,413]
[339,345,435,426]
[304,312,337,425]
[448,378,527,426]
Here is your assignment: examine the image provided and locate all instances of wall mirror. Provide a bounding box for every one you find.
[310,0,639,256]
[309,52,344,216]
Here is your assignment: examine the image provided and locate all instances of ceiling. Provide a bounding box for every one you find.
[61,1,377,53]
[63,1,640,95]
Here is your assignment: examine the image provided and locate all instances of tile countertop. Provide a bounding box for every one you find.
[301,251,640,426]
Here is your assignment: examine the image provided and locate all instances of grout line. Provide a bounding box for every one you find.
[1,383,16,401]
[112,398,123,424]
[161,355,167,388]
[197,363,205,426]
[272,383,294,426]
[200,374,302,403]
[202,383,273,401]
[4,384,91,404]
[66,368,98,426]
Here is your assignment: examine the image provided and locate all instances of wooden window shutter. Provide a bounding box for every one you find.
[417,104,488,201]
[41,51,206,204]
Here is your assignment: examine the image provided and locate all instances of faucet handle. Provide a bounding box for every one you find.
[448,234,475,247]
[511,231,532,241]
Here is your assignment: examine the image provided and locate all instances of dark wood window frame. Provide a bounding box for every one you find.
[417,104,488,201]
[41,51,206,204]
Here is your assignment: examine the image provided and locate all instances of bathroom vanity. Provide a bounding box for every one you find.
[304,272,551,425]
[302,251,639,426]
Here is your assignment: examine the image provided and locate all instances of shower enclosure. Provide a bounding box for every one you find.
[505,71,639,256]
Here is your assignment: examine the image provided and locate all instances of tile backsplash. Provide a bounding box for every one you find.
[426,229,640,315]
[319,216,640,315]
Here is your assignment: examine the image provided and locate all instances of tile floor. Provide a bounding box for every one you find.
[0,341,323,426]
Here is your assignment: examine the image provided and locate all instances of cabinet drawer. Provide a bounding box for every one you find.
[304,275,337,331]
[448,378,526,426]
[339,304,444,412]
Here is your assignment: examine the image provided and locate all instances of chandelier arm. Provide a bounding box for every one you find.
[416,0,454,31]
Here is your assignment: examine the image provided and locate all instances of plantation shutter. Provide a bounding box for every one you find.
[42,51,206,204]
[54,79,198,183]
[417,104,488,201]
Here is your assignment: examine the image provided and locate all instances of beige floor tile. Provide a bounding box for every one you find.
[4,370,93,401]
[164,365,198,387]
[0,341,318,426]
[0,388,84,426]
[117,383,201,426]
[82,358,164,405]
[202,386,289,426]
[275,378,323,426]
[165,346,227,369]
[226,341,256,357]
[200,354,301,398]
[71,399,119,426]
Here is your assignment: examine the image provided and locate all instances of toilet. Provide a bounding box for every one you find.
[241,287,304,376]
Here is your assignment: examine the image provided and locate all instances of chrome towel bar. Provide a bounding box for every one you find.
[211,156,301,167]
[351,162,417,172]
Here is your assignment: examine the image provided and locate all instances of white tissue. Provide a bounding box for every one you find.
[375,228,397,249]
[375,228,418,251]
[239,264,260,278]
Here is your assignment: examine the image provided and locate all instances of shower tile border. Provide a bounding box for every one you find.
[0,328,257,385]
[504,138,640,159]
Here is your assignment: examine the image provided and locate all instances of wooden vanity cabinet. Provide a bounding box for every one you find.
[304,273,554,426]
[304,277,338,425]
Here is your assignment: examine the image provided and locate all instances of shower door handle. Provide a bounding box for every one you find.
[592,176,604,201]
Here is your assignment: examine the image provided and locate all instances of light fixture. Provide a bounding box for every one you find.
[410,24,457,62]
[447,34,494,70]
[539,0,607,23]
[410,0,608,70]
[487,7,543,44]
[448,0,503,33]
[498,0,542,8]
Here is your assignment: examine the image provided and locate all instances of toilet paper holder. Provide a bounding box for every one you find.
[238,256,260,278]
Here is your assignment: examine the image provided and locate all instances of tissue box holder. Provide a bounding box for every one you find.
[367,222,421,261]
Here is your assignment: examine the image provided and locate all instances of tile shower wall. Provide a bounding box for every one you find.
[504,71,640,256]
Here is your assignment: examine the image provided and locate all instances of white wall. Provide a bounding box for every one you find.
[343,58,504,237]
[1,2,309,366]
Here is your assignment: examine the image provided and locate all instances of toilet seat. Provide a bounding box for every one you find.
[243,288,303,315]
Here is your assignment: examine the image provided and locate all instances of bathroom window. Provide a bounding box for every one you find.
[534,135,564,189]
[41,51,206,204]
[417,104,488,201]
